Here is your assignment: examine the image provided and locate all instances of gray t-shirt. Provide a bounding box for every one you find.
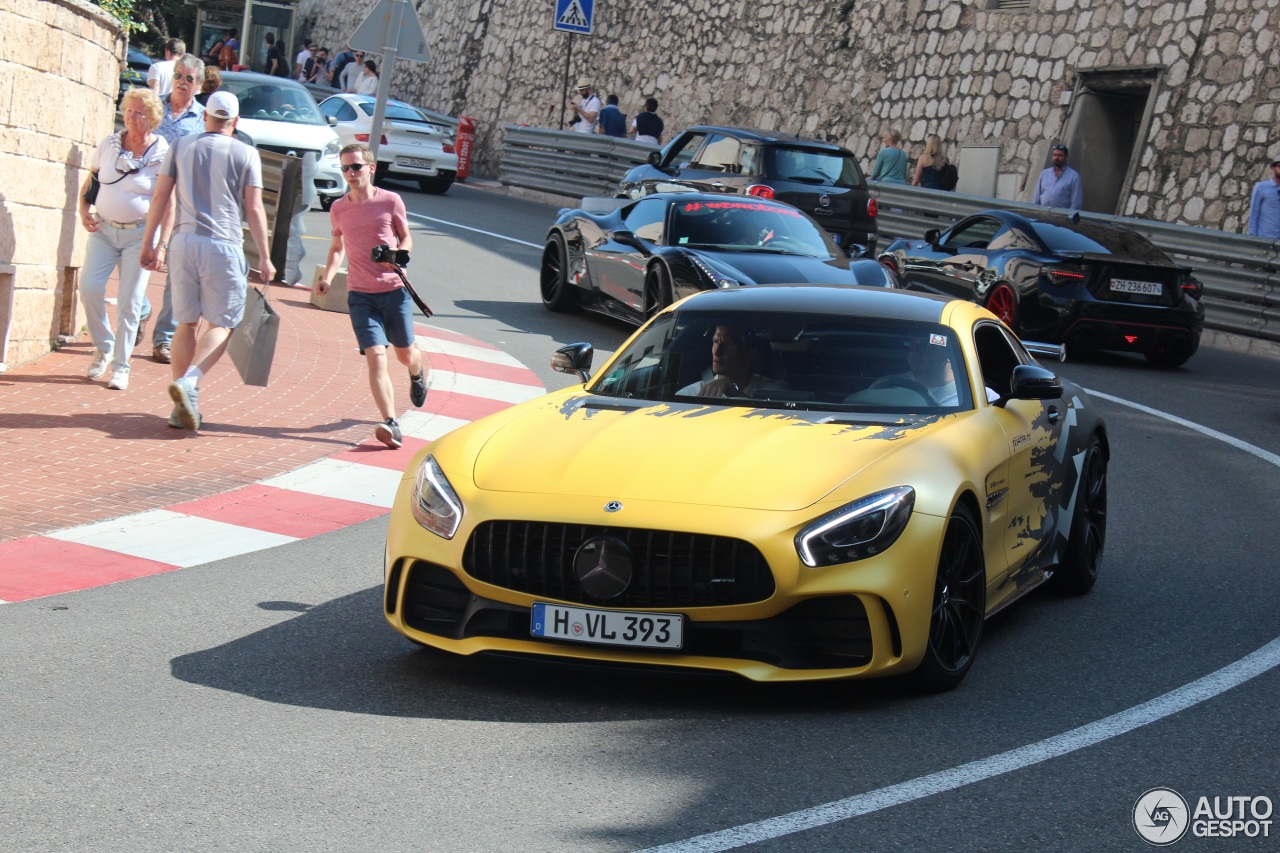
[161,131,263,244]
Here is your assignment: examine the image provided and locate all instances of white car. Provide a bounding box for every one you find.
[318,93,458,194]
[218,72,346,210]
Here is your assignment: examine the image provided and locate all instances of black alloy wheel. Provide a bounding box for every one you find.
[418,177,453,195]
[1053,435,1107,595]
[1144,339,1196,368]
[540,234,579,312]
[643,264,671,322]
[912,503,986,691]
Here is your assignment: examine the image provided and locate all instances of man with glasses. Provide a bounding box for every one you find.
[316,143,426,449]
[1247,157,1280,239]
[568,77,600,133]
[139,91,274,431]
[141,53,206,363]
[340,51,367,93]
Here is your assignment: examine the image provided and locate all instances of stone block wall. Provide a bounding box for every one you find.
[296,0,1280,233]
[0,0,122,370]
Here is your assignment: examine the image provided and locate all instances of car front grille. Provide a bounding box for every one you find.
[462,521,776,608]
[256,144,321,159]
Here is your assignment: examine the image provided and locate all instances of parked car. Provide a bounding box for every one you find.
[217,72,345,210]
[117,46,152,104]
[878,208,1205,367]
[383,284,1107,690]
[615,126,878,257]
[318,93,458,194]
[540,192,897,324]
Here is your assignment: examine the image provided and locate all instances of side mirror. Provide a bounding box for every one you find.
[326,115,337,127]
[845,242,870,259]
[1004,364,1063,403]
[611,229,649,254]
[646,151,662,167]
[552,342,594,383]
[924,228,941,247]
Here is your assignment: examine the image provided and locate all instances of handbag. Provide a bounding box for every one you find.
[82,173,100,205]
[228,285,280,386]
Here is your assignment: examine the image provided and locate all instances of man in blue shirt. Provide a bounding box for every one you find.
[1033,143,1084,209]
[597,94,627,138]
[1247,158,1280,239]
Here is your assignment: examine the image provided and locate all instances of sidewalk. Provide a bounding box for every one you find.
[0,264,544,602]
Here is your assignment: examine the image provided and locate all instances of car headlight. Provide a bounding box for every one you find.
[689,255,739,288]
[411,455,463,539]
[795,486,915,567]
[324,138,341,159]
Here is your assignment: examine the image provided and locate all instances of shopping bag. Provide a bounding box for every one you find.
[228,285,280,386]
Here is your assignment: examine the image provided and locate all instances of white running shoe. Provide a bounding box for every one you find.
[87,349,112,379]
[107,369,129,390]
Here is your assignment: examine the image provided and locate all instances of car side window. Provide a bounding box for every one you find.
[738,145,761,177]
[972,322,1024,398]
[987,224,1039,251]
[692,134,743,173]
[333,102,358,122]
[943,218,1001,250]
[624,198,666,243]
[665,132,707,169]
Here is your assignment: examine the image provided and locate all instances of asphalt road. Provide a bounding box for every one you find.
[2,183,1279,852]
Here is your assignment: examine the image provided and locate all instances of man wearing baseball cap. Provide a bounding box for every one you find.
[1032,142,1084,209]
[139,90,274,431]
[1247,156,1280,239]
[568,77,600,133]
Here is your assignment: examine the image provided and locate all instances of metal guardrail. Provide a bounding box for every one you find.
[495,125,1280,343]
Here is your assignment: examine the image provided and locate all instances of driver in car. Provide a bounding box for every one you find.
[850,332,959,405]
[677,324,789,398]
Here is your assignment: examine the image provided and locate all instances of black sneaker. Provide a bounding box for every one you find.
[409,370,427,408]
[375,418,402,449]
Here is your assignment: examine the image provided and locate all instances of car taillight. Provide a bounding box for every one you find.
[746,184,774,199]
[443,142,455,154]
[1181,275,1203,298]
[1045,266,1087,287]
[354,134,389,145]
[867,197,878,217]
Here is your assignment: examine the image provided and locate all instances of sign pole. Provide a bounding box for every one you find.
[367,0,409,164]
[559,33,574,131]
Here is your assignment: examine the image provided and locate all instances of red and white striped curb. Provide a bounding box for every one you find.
[0,325,543,604]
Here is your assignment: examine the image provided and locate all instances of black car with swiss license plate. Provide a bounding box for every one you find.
[615,126,878,258]
[541,192,896,325]
[878,208,1205,367]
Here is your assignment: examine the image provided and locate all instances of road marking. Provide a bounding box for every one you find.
[640,391,1280,852]
[406,211,543,249]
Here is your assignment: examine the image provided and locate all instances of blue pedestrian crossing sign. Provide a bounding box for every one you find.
[554,0,594,34]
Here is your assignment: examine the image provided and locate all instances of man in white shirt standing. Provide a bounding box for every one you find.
[569,78,600,133]
[294,40,315,82]
[146,38,185,97]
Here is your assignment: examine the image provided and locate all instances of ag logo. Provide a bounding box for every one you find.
[1134,787,1190,845]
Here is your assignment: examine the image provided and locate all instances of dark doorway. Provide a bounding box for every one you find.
[1060,69,1159,215]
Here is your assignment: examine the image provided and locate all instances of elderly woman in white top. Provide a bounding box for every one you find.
[77,87,170,390]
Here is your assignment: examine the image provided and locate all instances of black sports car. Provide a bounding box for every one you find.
[879,209,1205,367]
[540,192,897,324]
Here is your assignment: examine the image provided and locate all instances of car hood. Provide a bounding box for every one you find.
[696,248,852,283]
[469,395,945,512]
[234,118,338,154]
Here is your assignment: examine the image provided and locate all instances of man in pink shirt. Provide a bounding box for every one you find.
[317,143,426,448]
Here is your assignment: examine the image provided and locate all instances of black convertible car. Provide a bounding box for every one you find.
[879,209,1205,367]
[540,192,896,324]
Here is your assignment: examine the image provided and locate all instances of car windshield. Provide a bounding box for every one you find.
[1030,220,1170,262]
[218,79,325,125]
[666,199,837,257]
[589,309,973,414]
[764,146,864,188]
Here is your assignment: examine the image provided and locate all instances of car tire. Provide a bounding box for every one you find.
[1144,340,1196,368]
[984,282,1018,331]
[910,502,985,692]
[643,264,672,321]
[1052,435,1107,596]
[320,195,334,212]
[418,177,453,195]
[540,234,580,313]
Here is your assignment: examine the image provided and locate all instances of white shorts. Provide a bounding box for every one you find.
[170,232,248,328]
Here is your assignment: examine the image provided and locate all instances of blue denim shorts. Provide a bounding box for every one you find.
[348,288,415,354]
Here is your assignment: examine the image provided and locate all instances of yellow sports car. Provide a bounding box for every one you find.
[384,285,1108,689]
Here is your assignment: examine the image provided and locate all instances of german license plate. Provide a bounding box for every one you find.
[395,156,433,169]
[531,602,683,649]
[1110,278,1162,295]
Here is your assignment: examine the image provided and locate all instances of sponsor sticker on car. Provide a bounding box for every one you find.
[531,602,683,649]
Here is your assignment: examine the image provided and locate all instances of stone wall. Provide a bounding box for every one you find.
[0,0,121,370]
[296,0,1280,233]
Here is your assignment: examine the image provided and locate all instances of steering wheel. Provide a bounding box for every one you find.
[875,377,934,404]
[761,233,802,250]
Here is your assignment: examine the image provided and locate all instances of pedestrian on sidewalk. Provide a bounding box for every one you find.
[139,91,274,431]
[1247,156,1280,239]
[141,53,207,365]
[1032,143,1084,209]
[76,88,170,391]
[870,128,908,184]
[316,142,426,449]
